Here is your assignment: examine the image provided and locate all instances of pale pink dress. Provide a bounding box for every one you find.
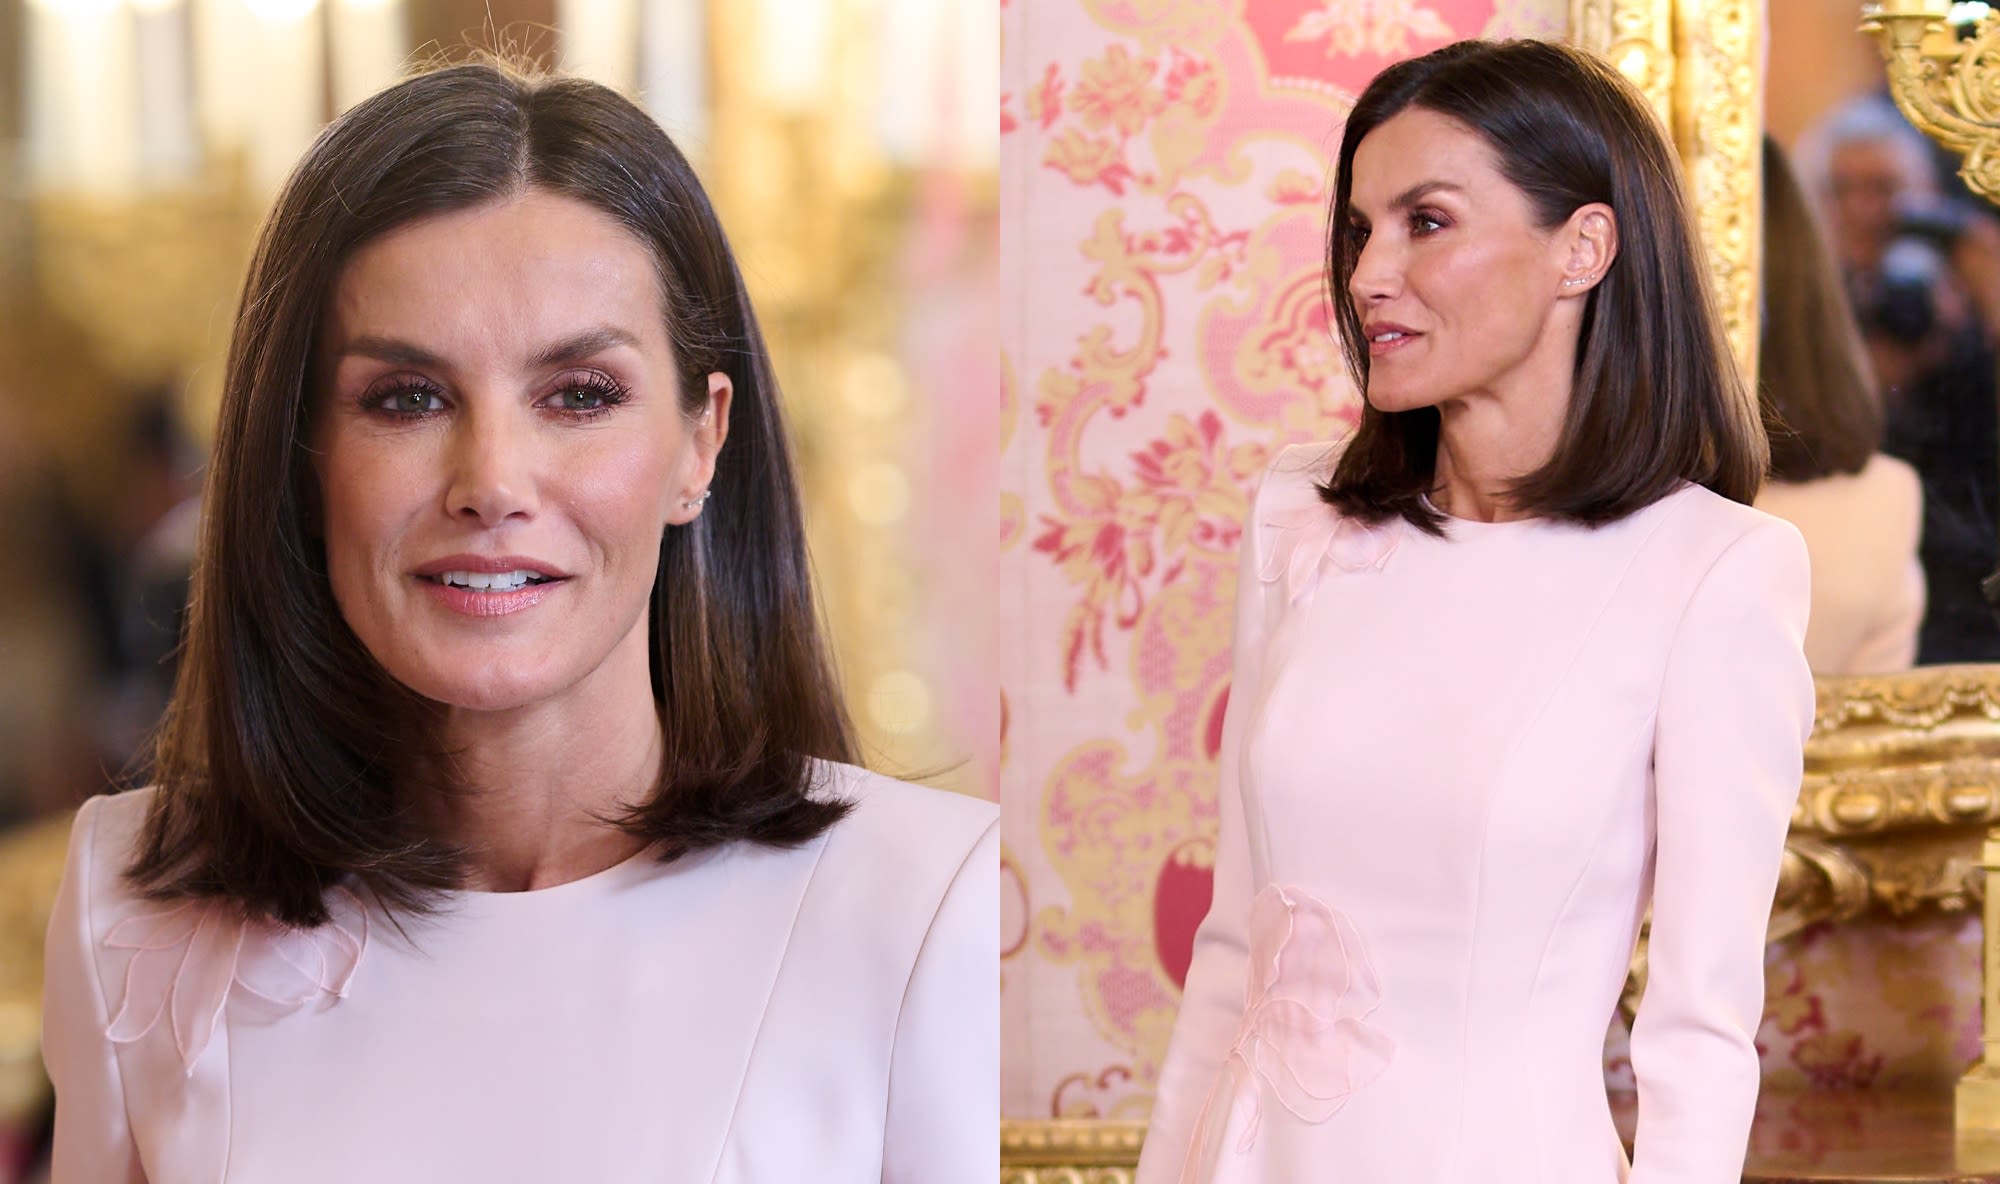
[42,761,998,1183]
[1135,443,1813,1183]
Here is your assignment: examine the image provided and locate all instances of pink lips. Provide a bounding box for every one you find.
[1362,321,1421,358]
[412,554,570,618]
[412,554,569,579]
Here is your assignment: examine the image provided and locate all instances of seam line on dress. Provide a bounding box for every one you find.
[1524,501,1702,994]
[79,796,150,1180]
[702,803,839,1184]
[1449,493,1683,1175]
[879,815,998,1173]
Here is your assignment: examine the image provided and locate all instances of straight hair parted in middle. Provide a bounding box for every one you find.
[127,62,858,929]
[1321,39,1768,533]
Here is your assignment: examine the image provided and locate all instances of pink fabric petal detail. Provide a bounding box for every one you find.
[1257,505,1397,605]
[169,909,246,1074]
[103,902,203,952]
[103,944,175,1044]
[1182,884,1396,1179]
[100,889,368,1072]
[1327,516,1396,573]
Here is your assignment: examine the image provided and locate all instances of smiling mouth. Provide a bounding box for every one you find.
[422,570,559,592]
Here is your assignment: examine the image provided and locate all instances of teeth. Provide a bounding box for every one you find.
[437,570,544,591]
[1372,332,1406,343]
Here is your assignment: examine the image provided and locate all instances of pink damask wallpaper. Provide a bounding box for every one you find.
[996,0,1979,1122]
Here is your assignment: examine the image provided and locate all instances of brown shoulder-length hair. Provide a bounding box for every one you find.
[1322,39,1766,531]
[1759,133,1883,481]
[129,61,856,927]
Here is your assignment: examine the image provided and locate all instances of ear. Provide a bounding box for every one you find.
[1558,203,1618,295]
[670,372,733,525]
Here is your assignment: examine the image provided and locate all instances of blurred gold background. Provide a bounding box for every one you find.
[0,0,996,1172]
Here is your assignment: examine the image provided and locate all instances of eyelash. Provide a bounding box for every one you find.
[1347,209,1449,243]
[361,372,633,421]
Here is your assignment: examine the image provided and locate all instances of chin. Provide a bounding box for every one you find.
[1363,383,1433,415]
[386,651,575,714]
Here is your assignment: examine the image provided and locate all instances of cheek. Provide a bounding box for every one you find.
[561,434,683,561]
[316,436,424,579]
[1424,245,1549,349]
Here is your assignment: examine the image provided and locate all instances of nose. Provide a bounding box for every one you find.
[444,401,539,526]
[1347,232,1399,308]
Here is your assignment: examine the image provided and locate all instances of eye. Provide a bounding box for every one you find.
[368,382,446,417]
[1410,210,1446,235]
[540,373,631,417]
[553,386,608,412]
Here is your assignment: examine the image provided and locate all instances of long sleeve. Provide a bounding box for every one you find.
[1628,519,1813,1183]
[881,817,999,1184]
[42,795,146,1184]
[1134,452,1292,1184]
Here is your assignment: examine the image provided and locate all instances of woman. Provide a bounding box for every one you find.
[1135,41,1810,1183]
[40,61,996,1183]
[1755,133,1924,675]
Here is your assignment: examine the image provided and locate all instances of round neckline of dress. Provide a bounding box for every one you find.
[1420,494,1546,534]
[443,839,663,906]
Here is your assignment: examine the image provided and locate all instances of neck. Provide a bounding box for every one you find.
[1429,331,1579,524]
[416,626,662,893]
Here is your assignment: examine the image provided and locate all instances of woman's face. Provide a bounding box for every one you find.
[1345,108,1599,413]
[313,189,729,715]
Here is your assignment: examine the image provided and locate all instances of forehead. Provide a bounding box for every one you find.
[325,189,667,350]
[1348,107,1503,206]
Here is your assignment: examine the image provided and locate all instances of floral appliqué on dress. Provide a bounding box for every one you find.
[103,888,368,1075]
[1181,886,1395,1184]
[1259,503,1400,605]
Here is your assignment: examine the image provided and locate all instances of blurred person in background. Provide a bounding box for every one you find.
[1813,95,2000,661]
[1754,134,1925,674]
[40,59,995,1183]
[93,392,203,777]
[0,397,96,828]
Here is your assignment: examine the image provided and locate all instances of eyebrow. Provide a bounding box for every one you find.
[1352,180,1468,219]
[335,325,644,370]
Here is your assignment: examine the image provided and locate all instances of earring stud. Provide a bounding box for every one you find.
[683,490,711,511]
[1564,276,1594,288]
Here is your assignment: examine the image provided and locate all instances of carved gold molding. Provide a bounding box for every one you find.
[1619,667,2000,1020]
[1571,0,1761,382]
[1001,1119,1143,1184]
[1675,0,1761,385]
[1571,0,1676,123]
[1864,0,2000,205]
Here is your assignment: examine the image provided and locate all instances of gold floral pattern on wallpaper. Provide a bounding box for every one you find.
[999,0,1976,1121]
